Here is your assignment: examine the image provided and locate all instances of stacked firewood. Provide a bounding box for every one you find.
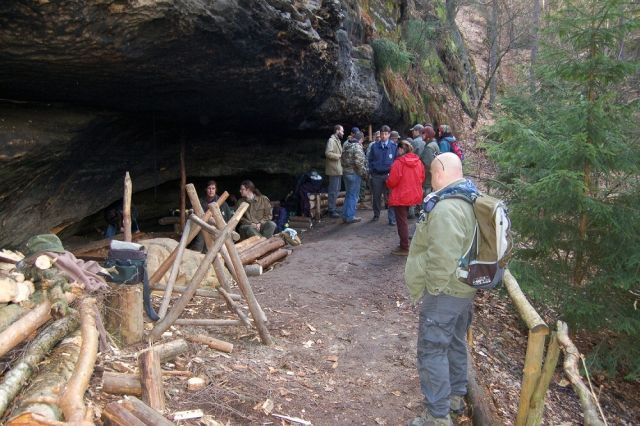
[235,234,294,276]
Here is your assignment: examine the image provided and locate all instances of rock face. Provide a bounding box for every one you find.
[0,0,475,247]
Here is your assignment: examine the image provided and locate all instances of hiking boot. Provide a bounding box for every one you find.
[407,411,452,426]
[392,248,409,256]
[343,217,362,224]
[328,211,340,218]
[450,395,465,414]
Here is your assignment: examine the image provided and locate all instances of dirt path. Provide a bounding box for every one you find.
[116,210,637,425]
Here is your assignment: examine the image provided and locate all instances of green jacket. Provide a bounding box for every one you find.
[341,141,368,177]
[325,134,343,176]
[405,179,477,302]
[237,194,273,226]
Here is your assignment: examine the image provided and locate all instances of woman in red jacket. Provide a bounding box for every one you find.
[386,139,425,256]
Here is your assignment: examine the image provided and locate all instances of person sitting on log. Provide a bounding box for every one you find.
[190,179,234,252]
[236,180,276,240]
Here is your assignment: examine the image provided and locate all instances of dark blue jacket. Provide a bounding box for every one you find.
[368,140,397,174]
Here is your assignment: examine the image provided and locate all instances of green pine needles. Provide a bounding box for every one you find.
[485,0,640,379]
[371,38,412,73]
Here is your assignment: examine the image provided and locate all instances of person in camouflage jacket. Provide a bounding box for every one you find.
[340,131,368,223]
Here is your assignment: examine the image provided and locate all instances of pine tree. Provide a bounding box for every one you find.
[485,0,640,378]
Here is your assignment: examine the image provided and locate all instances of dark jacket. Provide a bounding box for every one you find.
[368,139,397,175]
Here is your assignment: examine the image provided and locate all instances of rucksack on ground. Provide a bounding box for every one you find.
[443,192,512,289]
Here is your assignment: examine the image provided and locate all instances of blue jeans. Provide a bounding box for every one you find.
[342,173,361,221]
[417,293,474,418]
[327,175,342,213]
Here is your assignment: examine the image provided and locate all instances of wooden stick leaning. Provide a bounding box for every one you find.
[124,172,133,242]
[208,203,273,345]
[216,286,251,327]
[157,220,192,319]
[148,192,229,286]
[60,297,99,425]
[556,321,606,426]
[149,204,248,340]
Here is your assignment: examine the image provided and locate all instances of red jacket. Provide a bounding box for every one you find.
[386,153,425,206]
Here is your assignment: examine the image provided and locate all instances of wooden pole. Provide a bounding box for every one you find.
[149,205,248,340]
[179,136,186,232]
[151,283,241,300]
[157,220,192,319]
[515,329,547,426]
[209,204,273,345]
[526,331,561,426]
[216,286,252,328]
[175,319,242,327]
[138,349,165,412]
[124,172,133,242]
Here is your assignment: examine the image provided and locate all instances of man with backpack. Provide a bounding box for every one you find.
[404,153,478,426]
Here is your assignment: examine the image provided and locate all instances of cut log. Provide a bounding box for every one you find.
[557,321,606,426]
[256,248,291,269]
[0,314,80,419]
[286,216,312,224]
[234,235,264,252]
[187,377,206,391]
[105,283,143,345]
[102,400,147,426]
[103,372,143,397]
[184,334,233,353]
[121,396,176,426]
[135,339,189,363]
[244,264,263,277]
[6,331,82,425]
[60,297,99,425]
[239,237,286,265]
[0,291,76,358]
[138,349,165,412]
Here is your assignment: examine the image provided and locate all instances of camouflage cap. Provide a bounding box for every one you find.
[25,234,65,256]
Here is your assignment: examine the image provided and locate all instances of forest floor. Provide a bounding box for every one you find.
[91,207,639,425]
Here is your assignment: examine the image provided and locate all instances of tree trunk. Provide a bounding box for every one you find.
[121,396,175,426]
[6,331,81,425]
[529,0,541,92]
[0,314,80,419]
[239,237,286,265]
[0,303,28,333]
[135,338,189,363]
[488,0,499,109]
[105,283,143,345]
[60,297,98,425]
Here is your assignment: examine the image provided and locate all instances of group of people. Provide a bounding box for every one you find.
[325,122,460,256]
[327,122,474,426]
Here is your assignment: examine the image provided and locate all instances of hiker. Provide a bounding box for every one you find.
[341,130,368,224]
[190,180,234,252]
[404,153,478,426]
[366,130,381,157]
[390,130,400,145]
[104,200,140,238]
[421,125,441,194]
[236,180,277,239]
[409,123,425,156]
[325,125,344,218]
[386,140,424,256]
[345,126,360,146]
[436,124,455,154]
[368,125,397,225]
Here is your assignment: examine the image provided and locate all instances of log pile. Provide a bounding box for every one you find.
[236,235,293,272]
